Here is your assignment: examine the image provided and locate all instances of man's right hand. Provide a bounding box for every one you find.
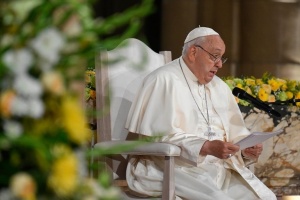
[200,140,240,159]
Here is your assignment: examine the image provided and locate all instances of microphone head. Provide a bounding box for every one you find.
[232,87,246,99]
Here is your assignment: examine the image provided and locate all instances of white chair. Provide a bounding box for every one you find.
[93,38,181,200]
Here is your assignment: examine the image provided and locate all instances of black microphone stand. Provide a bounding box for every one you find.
[268,99,300,106]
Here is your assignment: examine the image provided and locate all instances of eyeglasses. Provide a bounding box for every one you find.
[194,45,228,64]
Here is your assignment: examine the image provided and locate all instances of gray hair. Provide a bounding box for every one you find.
[182,37,207,56]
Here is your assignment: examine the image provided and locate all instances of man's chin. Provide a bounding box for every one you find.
[205,76,214,83]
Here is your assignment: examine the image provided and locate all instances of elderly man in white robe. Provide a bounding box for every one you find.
[125,26,277,200]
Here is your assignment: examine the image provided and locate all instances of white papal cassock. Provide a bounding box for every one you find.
[125,57,276,200]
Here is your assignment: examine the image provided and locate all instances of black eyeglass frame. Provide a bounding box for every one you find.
[194,45,227,64]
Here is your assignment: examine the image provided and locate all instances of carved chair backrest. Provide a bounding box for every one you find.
[95,38,172,142]
[94,38,172,179]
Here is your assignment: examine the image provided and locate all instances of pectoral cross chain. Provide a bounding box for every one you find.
[205,126,216,140]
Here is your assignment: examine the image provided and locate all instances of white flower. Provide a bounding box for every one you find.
[0,189,14,200]
[30,27,65,65]
[10,95,44,119]
[2,48,33,75]
[10,172,36,200]
[10,96,29,117]
[28,98,44,118]
[13,74,43,97]
[3,120,23,139]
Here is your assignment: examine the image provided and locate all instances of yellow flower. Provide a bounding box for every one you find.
[10,173,36,200]
[236,83,243,89]
[277,78,286,85]
[61,97,91,144]
[276,78,287,91]
[286,91,294,100]
[256,79,264,86]
[258,88,269,102]
[85,70,95,84]
[245,78,256,86]
[295,92,300,107]
[245,86,253,95]
[268,79,280,91]
[261,84,272,94]
[268,95,276,103]
[48,147,78,197]
[90,89,96,100]
[281,84,287,91]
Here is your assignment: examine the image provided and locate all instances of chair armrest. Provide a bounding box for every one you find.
[93,140,181,156]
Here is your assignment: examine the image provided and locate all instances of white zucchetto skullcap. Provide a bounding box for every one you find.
[184,26,219,43]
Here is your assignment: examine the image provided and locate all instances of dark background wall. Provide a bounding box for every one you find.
[94,0,300,80]
[93,0,162,52]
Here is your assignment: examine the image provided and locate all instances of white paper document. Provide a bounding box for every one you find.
[235,129,283,150]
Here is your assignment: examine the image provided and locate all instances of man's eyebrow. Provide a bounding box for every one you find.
[211,48,222,54]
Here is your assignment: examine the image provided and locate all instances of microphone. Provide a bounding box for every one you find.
[232,87,281,118]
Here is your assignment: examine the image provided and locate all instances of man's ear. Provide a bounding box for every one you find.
[188,46,197,62]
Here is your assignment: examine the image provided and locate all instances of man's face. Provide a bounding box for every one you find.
[190,35,226,84]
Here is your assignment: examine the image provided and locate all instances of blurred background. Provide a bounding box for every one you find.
[94,0,300,80]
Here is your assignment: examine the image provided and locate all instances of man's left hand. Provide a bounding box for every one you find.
[241,143,263,159]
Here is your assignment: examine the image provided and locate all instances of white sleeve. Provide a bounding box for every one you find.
[160,132,207,166]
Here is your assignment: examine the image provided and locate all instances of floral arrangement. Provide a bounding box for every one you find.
[0,0,153,199]
[85,69,96,102]
[86,70,300,108]
[223,73,300,107]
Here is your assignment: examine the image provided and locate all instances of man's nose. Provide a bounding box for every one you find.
[215,60,223,68]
